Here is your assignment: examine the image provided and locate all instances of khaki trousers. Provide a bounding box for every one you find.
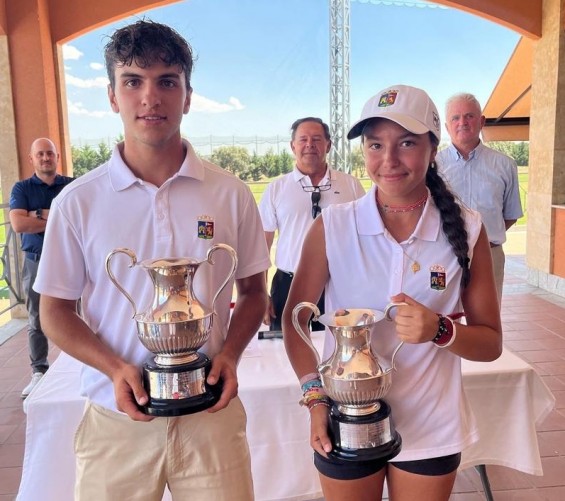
[74,397,254,501]
[490,244,505,307]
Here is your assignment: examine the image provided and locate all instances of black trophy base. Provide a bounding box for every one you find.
[141,353,223,417]
[328,399,402,464]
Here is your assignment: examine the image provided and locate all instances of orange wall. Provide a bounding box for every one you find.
[49,0,181,43]
[438,0,541,38]
[553,208,565,278]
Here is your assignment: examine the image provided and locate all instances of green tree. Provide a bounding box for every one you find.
[210,146,251,177]
[276,150,294,175]
[350,147,365,178]
[261,149,280,178]
[487,141,529,167]
[71,141,114,177]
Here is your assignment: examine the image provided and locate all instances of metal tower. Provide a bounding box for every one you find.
[329,0,351,173]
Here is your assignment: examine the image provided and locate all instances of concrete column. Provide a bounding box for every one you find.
[527,0,565,294]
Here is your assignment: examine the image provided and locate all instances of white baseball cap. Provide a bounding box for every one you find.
[347,84,441,142]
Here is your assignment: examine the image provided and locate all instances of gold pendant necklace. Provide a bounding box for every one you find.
[402,242,422,274]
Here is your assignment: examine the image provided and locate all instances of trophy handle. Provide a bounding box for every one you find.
[292,302,321,366]
[206,243,238,313]
[383,301,407,371]
[105,248,138,319]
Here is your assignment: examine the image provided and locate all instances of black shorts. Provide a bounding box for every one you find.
[314,451,461,481]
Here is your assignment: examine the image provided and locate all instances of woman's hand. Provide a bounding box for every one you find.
[389,293,439,344]
[309,404,333,457]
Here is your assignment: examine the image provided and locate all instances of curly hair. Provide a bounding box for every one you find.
[104,20,194,91]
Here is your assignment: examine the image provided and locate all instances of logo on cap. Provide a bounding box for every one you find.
[378,90,398,108]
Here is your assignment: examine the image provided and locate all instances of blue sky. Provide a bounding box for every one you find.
[62,0,520,150]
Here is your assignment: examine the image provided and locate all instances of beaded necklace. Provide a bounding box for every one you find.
[376,192,428,213]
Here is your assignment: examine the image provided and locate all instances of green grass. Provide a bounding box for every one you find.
[517,168,528,226]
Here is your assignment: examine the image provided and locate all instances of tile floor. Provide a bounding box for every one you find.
[1,255,565,500]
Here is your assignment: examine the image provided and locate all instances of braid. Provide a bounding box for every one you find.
[426,165,471,288]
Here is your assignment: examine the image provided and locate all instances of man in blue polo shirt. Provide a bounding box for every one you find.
[9,137,73,398]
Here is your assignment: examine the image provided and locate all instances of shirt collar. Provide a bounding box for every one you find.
[292,165,331,186]
[356,185,440,242]
[30,173,68,186]
[108,139,204,191]
[448,140,485,161]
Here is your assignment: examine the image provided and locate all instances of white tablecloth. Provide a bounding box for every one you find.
[17,333,555,501]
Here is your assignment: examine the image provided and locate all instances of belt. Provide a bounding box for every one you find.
[489,243,501,248]
[277,268,294,278]
[25,252,41,262]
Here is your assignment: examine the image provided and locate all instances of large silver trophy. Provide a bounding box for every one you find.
[105,244,237,416]
[293,303,403,463]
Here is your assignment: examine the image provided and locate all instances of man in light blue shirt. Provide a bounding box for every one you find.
[436,93,523,305]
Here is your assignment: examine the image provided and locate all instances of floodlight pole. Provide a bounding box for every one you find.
[329,0,351,173]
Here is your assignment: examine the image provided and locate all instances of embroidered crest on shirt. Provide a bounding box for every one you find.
[378,90,398,107]
[430,265,446,291]
[197,215,214,240]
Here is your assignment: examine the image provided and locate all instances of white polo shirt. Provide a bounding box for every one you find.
[258,166,364,272]
[34,140,271,412]
[322,185,482,462]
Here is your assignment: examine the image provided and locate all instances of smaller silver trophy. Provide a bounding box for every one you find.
[292,303,403,463]
[105,244,237,416]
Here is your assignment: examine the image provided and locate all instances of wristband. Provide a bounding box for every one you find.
[432,314,457,348]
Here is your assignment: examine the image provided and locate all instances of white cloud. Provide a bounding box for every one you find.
[90,62,105,71]
[62,44,83,60]
[67,100,113,118]
[191,94,245,113]
[65,74,109,88]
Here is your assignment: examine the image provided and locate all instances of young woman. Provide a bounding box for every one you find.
[282,85,502,501]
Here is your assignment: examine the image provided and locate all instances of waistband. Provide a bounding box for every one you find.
[25,252,41,262]
[276,268,294,278]
[489,243,501,248]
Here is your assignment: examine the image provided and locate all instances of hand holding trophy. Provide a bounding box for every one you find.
[105,244,237,416]
[292,302,404,466]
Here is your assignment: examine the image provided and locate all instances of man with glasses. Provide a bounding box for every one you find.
[259,117,364,332]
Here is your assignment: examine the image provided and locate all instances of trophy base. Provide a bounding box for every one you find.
[142,353,222,417]
[328,399,402,463]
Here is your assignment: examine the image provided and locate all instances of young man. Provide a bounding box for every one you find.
[436,93,523,305]
[9,138,73,398]
[258,117,364,331]
[34,20,269,500]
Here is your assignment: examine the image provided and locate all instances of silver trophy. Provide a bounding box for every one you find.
[105,244,237,416]
[292,303,403,463]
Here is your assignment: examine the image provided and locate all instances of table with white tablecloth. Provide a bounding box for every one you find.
[17,332,555,501]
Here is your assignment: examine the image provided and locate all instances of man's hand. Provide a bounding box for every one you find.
[206,351,239,413]
[112,363,154,422]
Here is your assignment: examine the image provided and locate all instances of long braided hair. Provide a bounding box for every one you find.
[426,134,471,288]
